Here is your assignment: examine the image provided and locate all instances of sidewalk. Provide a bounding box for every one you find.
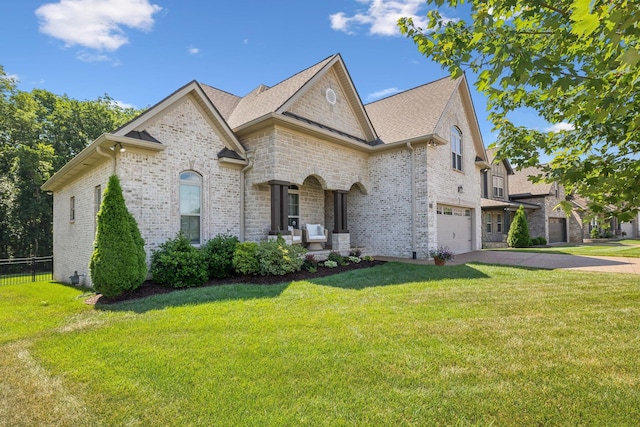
[379,250,640,275]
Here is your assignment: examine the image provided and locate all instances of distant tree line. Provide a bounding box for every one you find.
[0,65,141,258]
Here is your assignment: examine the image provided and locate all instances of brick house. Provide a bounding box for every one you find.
[508,166,584,244]
[480,149,540,248]
[42,54,489,286]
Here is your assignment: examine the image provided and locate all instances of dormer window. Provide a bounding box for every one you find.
[451,127,462,171]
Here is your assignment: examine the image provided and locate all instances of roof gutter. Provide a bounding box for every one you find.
[42,133,166,192]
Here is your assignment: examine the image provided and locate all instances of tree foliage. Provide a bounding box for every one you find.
[399,0,640,219]
[0,65,139,257]
[90,175,147,297]
[507,206,532,248]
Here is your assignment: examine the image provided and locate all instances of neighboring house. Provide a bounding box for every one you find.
[572,194,640,239]
[480,149,540,248]
[509,166,584,243]
[42,53,489,286]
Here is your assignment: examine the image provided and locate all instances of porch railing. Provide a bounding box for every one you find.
[0,256,53,286]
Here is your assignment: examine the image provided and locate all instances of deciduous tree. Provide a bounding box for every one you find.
[399,0,640,219]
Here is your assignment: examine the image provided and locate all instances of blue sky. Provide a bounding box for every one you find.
[0,0,561,147]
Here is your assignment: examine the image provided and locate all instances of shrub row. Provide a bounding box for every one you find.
[151,233,307,288]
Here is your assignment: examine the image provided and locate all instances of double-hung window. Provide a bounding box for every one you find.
[451,127,462,171]
[492,176,504,198]
[180,171,201,245]
[288,185,300,229]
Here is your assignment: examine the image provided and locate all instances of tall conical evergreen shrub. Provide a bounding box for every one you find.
[507,205,532,248]
[89,175,147,296]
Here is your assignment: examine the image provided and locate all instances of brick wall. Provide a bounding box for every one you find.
[51,160,112,285]
[52,96,242,286]
[287,69,366,140]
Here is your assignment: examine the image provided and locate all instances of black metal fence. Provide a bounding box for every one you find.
[0,256,53,286]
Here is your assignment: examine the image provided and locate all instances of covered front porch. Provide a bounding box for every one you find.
[265,175,365,255]
[481,199,539,248]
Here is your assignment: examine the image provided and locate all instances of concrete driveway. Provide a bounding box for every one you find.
[379,250,640,274]
[450,250,640,275]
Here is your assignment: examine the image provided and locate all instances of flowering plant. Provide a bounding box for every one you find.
[429,246,455,261]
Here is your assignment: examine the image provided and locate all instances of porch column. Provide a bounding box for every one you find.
[332,191,351,255]
[269,180,290,235]
[333,191,349,233]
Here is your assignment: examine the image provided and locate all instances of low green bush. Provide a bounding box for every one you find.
[538,237,547,245]
[303,254,317,272]
[256,239,306,276]
[327,251,343,264]
[151,233,207,288]
[232,242,260,275]
[202,234,239,279]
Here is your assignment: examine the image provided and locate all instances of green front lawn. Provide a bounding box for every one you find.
[510,239,640,258]
[2,263,639,426]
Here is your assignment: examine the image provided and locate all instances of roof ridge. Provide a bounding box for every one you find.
[198,83,241,99]
[364,75,455,106]
[255,54,337,97]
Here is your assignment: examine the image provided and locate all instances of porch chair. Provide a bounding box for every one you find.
[288,226,303,245]
[303,224,328,250]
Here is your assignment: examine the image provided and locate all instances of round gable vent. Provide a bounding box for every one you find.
[325,88,337,105]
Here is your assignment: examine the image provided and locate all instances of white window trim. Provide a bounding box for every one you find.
[180,171,202,245]
[451,126,463,171]
[288,185,300,229]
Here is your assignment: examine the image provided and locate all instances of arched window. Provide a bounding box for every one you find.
[180,171,201,244]
[451,126,462,171]
[288,185,300,229]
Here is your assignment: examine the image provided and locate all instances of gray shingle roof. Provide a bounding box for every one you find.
[364,76,460,144]
[201,55,336,129]
[509,166,554,196]
[200,86,241,121]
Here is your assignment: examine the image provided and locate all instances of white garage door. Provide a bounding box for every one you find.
[437,205,472,254]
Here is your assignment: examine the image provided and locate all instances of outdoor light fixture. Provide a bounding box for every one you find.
[110,142,125,152]
[458,185,464,193]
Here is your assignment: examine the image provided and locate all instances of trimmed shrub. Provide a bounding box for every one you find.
[256,239,306,276]
[302,253,317,272]
[89,175,147,297]
[232,242,260,275]
[151,233,207,288]
[327,251,343,264]
[531,237,541,246]
[202,234,239,279]
[538,237,547,245]
[507,205,532,248]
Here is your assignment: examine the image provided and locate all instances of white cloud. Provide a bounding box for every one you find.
[2,73,20,83]
[367,87,400,101]
[76,51,112,62]
[111,100,136,109]
[330,0,448,36]
[187,46,200,55]
[545,122,575,133]
[35,0,162,51]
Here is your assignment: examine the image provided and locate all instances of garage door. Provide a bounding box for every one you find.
[549,217,566,243]
[437,205,472,254]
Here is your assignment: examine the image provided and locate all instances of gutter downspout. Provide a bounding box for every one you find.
[407,142,417,259]
[239,152,254,242]
[96,146,116,174]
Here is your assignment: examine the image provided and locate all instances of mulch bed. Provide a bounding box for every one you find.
[87,260,386,306]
